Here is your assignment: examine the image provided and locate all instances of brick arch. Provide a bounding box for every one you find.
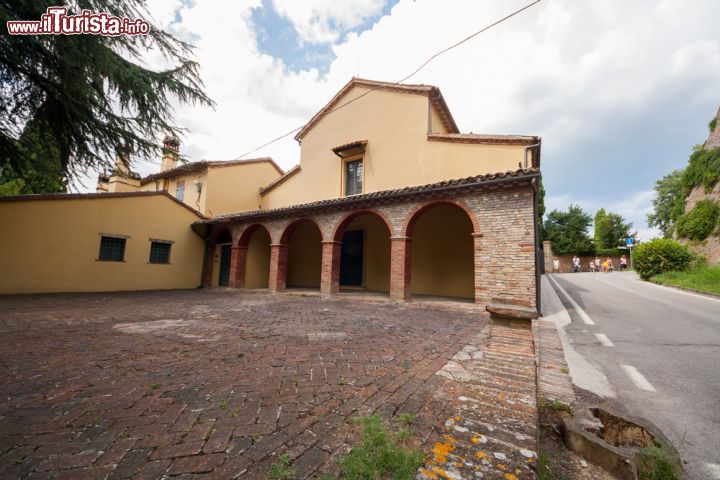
[332,209,393,242]
[403,199,479,237]
[237,223,273,247]
[279,217,324,244]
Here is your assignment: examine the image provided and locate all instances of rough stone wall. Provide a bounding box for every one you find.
[706,107,720,150]
[679,182,720,264]
[215,185,538,310]
[678,108,720,264]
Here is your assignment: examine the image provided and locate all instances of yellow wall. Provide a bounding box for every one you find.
[261,86,527,210]
[340,214,390,292]
[205,162,280,216]
[138,161,281,217]
[0,194,205,294]
[286,221,322,288]
[139,172,209,216]
[245,228,270,288]
[410,204,474,299]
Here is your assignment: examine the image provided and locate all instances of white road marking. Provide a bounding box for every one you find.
[594,333,615,347]
[548,275,595,325]
[541,277,616,398]
[702,462,720,479]
[621,364,656,392]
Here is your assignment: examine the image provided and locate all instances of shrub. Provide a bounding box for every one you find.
[681,146,720,195]
[675,200,720,240]
[632,239,693,280]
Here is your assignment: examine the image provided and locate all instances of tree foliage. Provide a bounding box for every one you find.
[680,145,720,195]
[675,200,720,241]
[594,208,634,250]
[0,0,215,191]
[543,204,594,255]
[633,238,693,280]
[647,169,685,238]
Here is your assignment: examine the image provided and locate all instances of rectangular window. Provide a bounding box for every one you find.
[344,159,363,196]
[98,236,126,261]
[176,180,185,202]
[149,241,172,264]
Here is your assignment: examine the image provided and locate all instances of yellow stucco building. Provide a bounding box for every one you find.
[0,78,542,314]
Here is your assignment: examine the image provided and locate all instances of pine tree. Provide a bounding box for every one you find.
[0,0,215,192]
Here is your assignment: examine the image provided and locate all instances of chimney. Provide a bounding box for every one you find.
[706,106,720,150]
[96,172,109,193]
[114,145,132,175]
[161,135,180,171]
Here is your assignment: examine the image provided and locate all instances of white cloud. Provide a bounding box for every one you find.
[270,0,387,44]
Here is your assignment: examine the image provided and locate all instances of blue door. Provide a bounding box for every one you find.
[340,230,364,286]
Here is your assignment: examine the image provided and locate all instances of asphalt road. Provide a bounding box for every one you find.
[545,272,720,480]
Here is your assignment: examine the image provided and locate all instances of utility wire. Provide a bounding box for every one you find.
[236,0,541,160]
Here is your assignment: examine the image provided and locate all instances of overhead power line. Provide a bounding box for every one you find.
[229,0,543,160]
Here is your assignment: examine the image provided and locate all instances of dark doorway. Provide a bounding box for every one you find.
[340,230,364,286]
[218,244,232,286]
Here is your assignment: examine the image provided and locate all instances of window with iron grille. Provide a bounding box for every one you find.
[149,241,172,264]
[344,159,363,196]
[176,180,185,202]
[98,236,126,261]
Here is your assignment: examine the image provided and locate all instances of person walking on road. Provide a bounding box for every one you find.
[607,257,614,272]
[572,255,581,272]
[552,258,560,273]
[594,256,601,272]
[589,260,595,272]
[620,255,628,271]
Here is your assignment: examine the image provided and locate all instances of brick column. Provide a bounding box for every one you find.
[202,243,215,287]
[320,240,342,296]
[228,246,248,288]
[268,243,288,292]
[472,233,486,305]
[389,236,411,301]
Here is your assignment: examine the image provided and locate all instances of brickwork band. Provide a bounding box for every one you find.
[201,187,538,311]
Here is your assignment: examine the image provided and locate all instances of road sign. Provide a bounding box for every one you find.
[626,237,634,246]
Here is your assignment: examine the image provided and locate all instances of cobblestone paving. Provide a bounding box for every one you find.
[420,322,538,480]
[0,290,492,479]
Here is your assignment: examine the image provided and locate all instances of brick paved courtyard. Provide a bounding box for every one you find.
[0,290,510,479]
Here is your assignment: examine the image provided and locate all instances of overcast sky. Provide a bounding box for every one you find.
[116,0,720,240]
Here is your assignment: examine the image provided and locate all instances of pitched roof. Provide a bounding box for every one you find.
[0,191,206,218]
[294,78,460,141]
[140,158,284,186]
[427,133,540,146]
[259,164,301,197]
[197,168,539,226]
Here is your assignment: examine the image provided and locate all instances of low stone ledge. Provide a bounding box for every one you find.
[486,302,539,320]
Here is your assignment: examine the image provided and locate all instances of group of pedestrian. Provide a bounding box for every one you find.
[552,255,628,273]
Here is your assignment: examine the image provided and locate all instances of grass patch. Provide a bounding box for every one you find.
[267,454,295,480]
[537,453,568,480]
[650,264,720,296]
[397,413,416,426]
[219,398,229,410]
[341,415,423,480]
[538,398,573,415]
[637,447,680,480]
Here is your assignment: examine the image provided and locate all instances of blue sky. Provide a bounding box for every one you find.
[250,0,398,73]
[135,0,720,240]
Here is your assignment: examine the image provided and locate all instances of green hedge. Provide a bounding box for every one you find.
[675,200,720,241]
[632,239,694,280]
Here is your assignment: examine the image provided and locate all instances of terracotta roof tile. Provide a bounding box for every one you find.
[197,168,539,226]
